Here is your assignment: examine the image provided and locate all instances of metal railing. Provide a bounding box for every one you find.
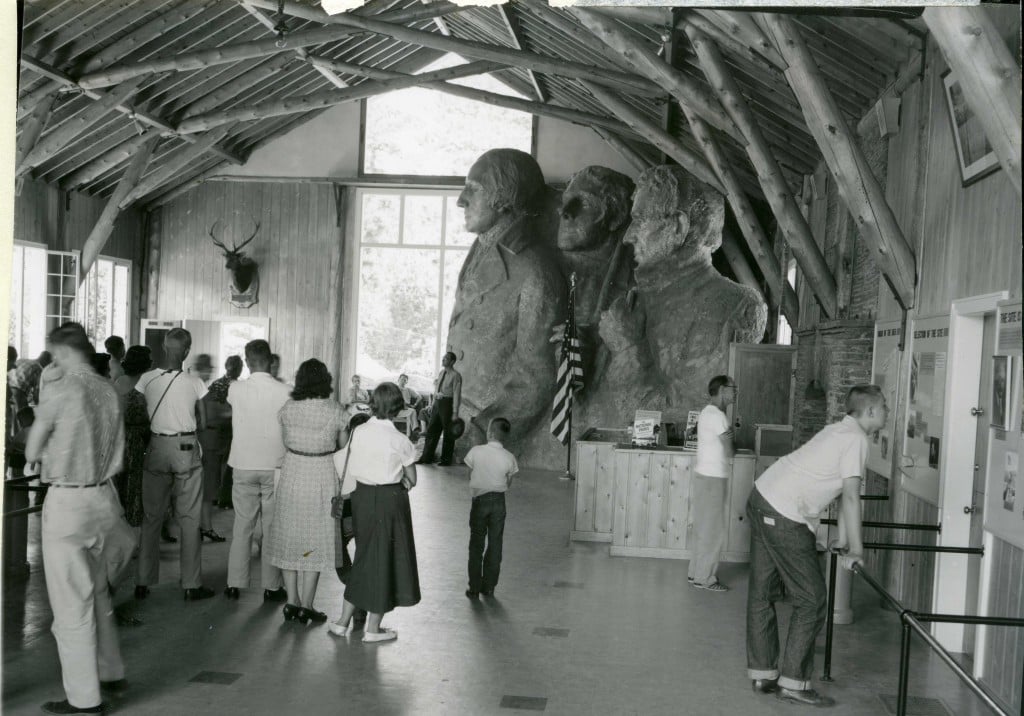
[820,518,941,532]
[823,550,1023,716]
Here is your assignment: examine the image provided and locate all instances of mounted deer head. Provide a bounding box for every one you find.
[209,216,260,295]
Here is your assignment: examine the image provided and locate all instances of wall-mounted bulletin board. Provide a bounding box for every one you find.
[985,301,1023,549]
[900,315,950,505]
[868,320,903,478]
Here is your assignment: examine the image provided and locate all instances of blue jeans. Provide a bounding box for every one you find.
[746,487,827,691]
[468,492,506,593]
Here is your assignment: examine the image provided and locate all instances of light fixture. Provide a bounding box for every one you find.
[274,0,288,47]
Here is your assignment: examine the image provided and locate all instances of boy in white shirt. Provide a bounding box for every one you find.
[464,418,518,599]
[689,375,737,592]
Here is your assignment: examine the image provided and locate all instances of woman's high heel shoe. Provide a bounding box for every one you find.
[298,607,327,624]
[200,529,226,543]
[282,604,302,622]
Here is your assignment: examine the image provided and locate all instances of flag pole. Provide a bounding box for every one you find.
[561,389,574,480]
[560,271,577,481]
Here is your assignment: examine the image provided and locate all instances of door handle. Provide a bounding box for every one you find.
[970,407,985,417]
[963,505,978,515]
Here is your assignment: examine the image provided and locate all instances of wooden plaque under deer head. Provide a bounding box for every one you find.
[209,215,261,308]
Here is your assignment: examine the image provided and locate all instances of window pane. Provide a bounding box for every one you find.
[113,264,129,338]
[440,249,469,354]
[361,193,400,244]
[48,253,61,272]
[357,247,440,384]
[63,254,78,274]
[445,196,475,247]
[23,247,47,357]
[402,195,444,246]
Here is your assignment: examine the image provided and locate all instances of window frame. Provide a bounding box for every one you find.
[77,254,133,351]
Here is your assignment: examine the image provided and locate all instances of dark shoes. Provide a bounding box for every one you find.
[263,588,288,603]
[298,607,327,624]
[776,687,836,707]
[133,585,149,600]
[751,678,778,694]
[200,529,226,543]
[41,700,104,714]
[283,604,302,622]
[465,589,479,599]
[224,587,240,600]
[99,680,127,694]
[183,586,215,601]
[481,589,494,597]
[414,458,434,465]
[436,461,453,467]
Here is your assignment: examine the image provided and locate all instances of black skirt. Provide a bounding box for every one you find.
[344,482,421,614]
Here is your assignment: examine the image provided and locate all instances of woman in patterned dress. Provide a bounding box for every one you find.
[113,346,152,527]
[266,359,346,624]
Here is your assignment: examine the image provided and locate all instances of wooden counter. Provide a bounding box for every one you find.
[571,429,629,542]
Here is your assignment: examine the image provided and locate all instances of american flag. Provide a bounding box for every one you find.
[551,273,583,445]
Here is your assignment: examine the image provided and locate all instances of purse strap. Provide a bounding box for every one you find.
[338,425,359,494]
[149,370,182,422]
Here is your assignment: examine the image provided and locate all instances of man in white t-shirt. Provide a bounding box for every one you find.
[135,328,214,601]
[688,375,736,592]
[224,340,291,602]
[745,385,888,707]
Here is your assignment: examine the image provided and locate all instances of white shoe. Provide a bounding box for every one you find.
[362,628,397,643]
[327,620,353,637]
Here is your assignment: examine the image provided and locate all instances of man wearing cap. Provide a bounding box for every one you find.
[26,322,126,715]
[418,352,463,466]
[134,328,215,601]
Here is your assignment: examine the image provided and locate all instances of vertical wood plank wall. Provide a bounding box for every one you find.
[12,177,146,341]
[154,181,342,382]
[982,537,1024,714]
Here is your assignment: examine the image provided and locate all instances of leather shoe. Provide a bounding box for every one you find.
[776,687,836,707]
[41,700,104,714]
[183,586,215,601]
[465,589,479,599]
[298,607,328,624]
[133,585,149,600]
[99,679,127,693]
[224,587,240,600]
[480,588,494,597]
[752,678,778,694]
[415,458,434,465]
[263,588,287,603]
[436,460,453,467]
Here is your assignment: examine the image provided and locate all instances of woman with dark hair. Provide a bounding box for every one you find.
[202,355,243,512]
[329,382,420,642]
[266,358,346,624]
[90,352,112,379]
[113,346,153,527]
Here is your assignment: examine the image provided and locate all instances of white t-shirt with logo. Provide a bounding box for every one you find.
[755,415,868,531]
[695,404,731,478]
[136,369,207,434]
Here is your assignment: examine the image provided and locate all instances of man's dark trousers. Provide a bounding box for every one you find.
[468,492,506,593]
[421,397,454,463]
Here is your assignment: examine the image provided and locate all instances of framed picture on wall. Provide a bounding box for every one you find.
[992,355,1011,430]
[942,70,1001,186]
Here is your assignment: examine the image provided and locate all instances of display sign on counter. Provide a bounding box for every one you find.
[632,410,662,447]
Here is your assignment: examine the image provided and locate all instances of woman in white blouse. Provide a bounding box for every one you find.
[329,382,420,642]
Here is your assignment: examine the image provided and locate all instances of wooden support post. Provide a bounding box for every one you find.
[14,91,59,193]
[683,22,838,318]
[591,127,655,174]
[922,7,1021,195]
[120,125,235,207]
[60,128,164,191]
[760,13,917,309]
[682,105,800,325]
[582,81,724,192]
[239,2,349,89]
[262,3,668,98]
[720,234,765,298]
[176,60,504,134]
[79,135,159,281]
[17,77,146,176]
[145,206,162,319]
[497,4,546,103]
[571,8,744,144]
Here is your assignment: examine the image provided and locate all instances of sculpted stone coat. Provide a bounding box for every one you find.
[446,216,567,453]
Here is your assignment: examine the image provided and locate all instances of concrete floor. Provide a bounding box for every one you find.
[2,467,992,715]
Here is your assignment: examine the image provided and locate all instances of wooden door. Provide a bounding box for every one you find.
[728,344,798,451]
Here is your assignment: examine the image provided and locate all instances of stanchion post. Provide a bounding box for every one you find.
[822,549,838,681]
[897,620,912,716]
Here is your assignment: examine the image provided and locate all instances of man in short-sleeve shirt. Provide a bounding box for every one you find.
[688,375,736,591]
[135,328,214,601]
[745,385,888,707]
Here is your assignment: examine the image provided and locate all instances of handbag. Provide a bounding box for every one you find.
[330,426,358,519]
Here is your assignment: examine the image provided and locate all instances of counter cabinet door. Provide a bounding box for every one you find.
[727,458,757,556]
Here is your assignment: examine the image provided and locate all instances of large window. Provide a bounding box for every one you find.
[353,189,472,391]
[362,54,534,177]
[7,242,131,358]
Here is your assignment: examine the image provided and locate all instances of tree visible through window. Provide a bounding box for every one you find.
[362,53,534,177]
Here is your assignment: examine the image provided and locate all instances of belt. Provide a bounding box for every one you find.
[287,447,334,457]
[48,478,112,489]
[151,431,196,437]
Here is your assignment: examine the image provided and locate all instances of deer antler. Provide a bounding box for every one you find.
[209,220,229,252]
[232,215,261,253]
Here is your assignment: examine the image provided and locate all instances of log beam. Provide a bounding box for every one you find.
[60,128,164,191]
[80,134,160,280]
[591,127,656,174]
[497,4,546,103]
[120,125,236,208]
[16,79,64,120]
[682,106,799,325]
[720,233,765,299]
[683,22,838,318]
[14,90,59,190]
[761,13,918,308]
[516,0,635,74]
[176,60,503,134]
[17,77,146,177]
[570,8,744,144]
[238,2,349,89]
[922,6,1022,195]
[582,81,724,192]
[263,3,669,99]
[19,55,247,166]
